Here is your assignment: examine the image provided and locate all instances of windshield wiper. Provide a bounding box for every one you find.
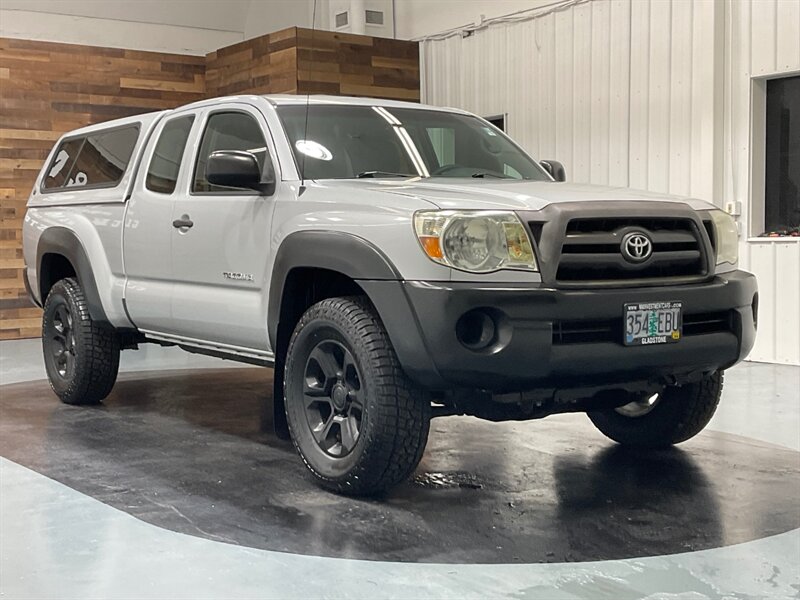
[356,170,417,178]
[471,171,511,179]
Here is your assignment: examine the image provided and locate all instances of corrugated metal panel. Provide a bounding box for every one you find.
[726,0,800,365]
[422,0,718,197]
[421,0,800,365]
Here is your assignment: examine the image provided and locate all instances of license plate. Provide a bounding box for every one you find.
[624,301,682,346]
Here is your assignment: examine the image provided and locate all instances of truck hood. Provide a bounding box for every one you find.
[318,179,716,212]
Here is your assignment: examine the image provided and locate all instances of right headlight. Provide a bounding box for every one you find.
[709,209,739,266]
[414,210,537,273]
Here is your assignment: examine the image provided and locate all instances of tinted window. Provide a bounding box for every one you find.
[764,75,800,234]
[68,127,139,188]
[277,105,548,181]
[43,125,139,190]
[193,112,267,193]
[146,116,195,194]
[44,137,84,189]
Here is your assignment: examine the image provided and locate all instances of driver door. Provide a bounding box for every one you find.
[168,104,280,351]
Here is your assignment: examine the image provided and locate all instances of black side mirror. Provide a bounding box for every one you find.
[206,150,276,194]
[540,160,566,182]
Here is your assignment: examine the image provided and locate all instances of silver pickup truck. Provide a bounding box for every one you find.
[23,94,757,495]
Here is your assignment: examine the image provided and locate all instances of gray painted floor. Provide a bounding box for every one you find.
[1,338,799,599]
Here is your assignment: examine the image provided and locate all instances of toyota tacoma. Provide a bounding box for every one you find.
[23,95,757,495]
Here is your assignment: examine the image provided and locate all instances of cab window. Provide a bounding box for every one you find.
[193,112,268,193]
[146,116,195,194]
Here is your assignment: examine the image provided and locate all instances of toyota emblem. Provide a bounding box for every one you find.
[621,231,653,262]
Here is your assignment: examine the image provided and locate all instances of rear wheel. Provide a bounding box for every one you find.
[284,296,430,495]
[42,277,120,405]
[587,371,723,446]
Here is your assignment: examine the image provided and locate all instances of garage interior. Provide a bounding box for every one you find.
[1,1,799,599]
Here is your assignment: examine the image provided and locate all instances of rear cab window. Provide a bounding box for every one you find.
[43,125,140,192]
[146,116,195,194]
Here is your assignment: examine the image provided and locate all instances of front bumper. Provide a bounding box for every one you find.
[361,270,757,391]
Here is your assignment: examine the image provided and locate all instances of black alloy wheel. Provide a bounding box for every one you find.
[46,301,77,380]
[303,340,364,457]
[42,277,120,405]
[284,296,431,495]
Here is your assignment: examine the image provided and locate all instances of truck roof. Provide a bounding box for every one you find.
[262,94,467,114]
[51,94,469,140]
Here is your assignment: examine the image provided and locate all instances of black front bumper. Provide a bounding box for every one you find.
[361,270,757,391]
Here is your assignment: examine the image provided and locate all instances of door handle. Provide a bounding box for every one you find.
[172,216,194,230]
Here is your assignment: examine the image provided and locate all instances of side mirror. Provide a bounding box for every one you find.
[206,150,275,194]
[540,160,566,182]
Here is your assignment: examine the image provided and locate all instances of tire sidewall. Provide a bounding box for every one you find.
[284,313,375,483]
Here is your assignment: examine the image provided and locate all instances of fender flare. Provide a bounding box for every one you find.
[36,227,109,324]
[267,230,400,348]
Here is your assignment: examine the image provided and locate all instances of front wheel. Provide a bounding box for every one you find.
[587,371,723,446]
[42,277,120,405]
[284,296,431,495]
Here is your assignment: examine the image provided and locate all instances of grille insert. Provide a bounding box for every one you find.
[553,217,708,285]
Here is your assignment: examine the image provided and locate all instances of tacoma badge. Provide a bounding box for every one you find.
[223,272,254,282]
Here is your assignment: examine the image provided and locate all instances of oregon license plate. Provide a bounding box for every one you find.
[624,301,682,346]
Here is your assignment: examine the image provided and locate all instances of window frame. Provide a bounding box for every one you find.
[189,108,274,197]
[39,123,141,195]
[145,115,196,196]
[749,70,800,240]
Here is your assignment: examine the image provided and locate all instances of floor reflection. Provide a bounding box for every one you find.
[0,368,797,564]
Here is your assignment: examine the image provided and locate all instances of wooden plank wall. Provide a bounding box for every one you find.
[294,28,420,100]
[205,27,298,96]
[0,30,419,340]
[205,27,420,101]
[0,38,206,340]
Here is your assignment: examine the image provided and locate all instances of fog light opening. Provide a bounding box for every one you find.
[456,309,497,351]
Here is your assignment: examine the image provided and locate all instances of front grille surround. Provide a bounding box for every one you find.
[521,202,716,289]
[556,217,707,284]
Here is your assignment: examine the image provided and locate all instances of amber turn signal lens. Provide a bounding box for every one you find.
[420,236,443,259]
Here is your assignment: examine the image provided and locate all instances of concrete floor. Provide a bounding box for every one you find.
[1,338,799,599]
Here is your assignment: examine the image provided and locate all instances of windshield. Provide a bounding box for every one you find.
[276,104,550,181]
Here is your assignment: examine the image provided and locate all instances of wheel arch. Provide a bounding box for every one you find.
[265,231,401,438]
[36,227,109,324]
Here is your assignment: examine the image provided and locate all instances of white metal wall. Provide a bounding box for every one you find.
[724,0,800,365]
[421,0,800,365]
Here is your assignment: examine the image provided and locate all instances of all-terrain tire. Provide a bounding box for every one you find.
[284,296,430,495]
[587,371,723,446]
[42,277,120,405]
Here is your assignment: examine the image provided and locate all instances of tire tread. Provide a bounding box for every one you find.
[284,296,430,495]
[588,372,723,446]
[42,277,120,405]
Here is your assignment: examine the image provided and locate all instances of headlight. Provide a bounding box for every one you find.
[414,210,537,273]
[709,209,739,265]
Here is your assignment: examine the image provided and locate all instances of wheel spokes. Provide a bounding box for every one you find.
[347,387,364,411]
[301,339,364,458]
[308,345,342,390]
[339,415,358,453]
[53,306,67,334]
[303,378,329,398]
[312,412,336,446]
[47,302,76,379]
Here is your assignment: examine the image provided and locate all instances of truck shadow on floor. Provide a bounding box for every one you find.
[1,368,798,564]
